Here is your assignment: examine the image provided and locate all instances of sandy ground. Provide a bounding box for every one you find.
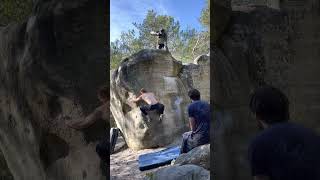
[110,136,181,180]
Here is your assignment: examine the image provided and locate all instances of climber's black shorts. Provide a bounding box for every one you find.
[140,103,165,115]
[158,44,165,49]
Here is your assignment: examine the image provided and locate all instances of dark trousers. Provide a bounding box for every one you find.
[96,128,119,179]
[140,103,165,115]
[180,131,192,154]
[95,133,108,178]
[158,44,165,49]
[96,137,108,161]
[96,128,119,161]
[180,131,209,154]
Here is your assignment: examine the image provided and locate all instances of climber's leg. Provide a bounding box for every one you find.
[140,105,150,115]
[157,103,165,121]
[140,105,151,122]
[158,44,164,49]
[158,103,165,114]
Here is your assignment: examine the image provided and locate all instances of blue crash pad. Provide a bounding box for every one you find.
[138,146,181,171]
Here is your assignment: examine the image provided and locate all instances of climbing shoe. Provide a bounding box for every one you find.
[159,114,164,121]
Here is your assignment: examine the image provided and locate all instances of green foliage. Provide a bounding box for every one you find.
[110,2,210,70]
[0,0,33,26]
[200,0,210,29]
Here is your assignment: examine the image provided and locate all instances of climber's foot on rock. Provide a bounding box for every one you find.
[146,115,151,122]
[159,114,164,121]
[141,113,150,122]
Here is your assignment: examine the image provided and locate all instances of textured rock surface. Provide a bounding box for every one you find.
[145,164,210,180]
[213,0,232,43]
[0,0,107,179]
[110,50,209,150]
[0,151,13,180]
[180,55,210,102]
[232,0,280,9]
[173,144,210,170]
[214,1,320,180]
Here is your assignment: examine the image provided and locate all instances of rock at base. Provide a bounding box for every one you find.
[173,144,210,170]
[144,164,209,180]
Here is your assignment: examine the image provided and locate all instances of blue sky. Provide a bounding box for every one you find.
[110,0,207,42]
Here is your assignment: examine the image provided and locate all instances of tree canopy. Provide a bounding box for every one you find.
[0,0,33,26]
[110,1,210,69]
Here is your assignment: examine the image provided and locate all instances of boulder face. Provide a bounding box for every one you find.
[180,55,210,102]
[213,2,320,180]
[0,0,107,180]
[213,0,232,42]
[110,49,209,150]
[232,0,280,9]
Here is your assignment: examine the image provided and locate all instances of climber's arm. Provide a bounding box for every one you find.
[150,31,160,36]
[67,105,104,130]
[132,95,142,103]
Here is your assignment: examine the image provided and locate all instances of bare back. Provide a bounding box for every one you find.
[141,93,158,105]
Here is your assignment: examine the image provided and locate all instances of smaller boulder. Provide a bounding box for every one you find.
[145,164,209,180]
[173,144,210,170]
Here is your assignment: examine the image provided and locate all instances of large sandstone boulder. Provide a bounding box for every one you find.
[213,0,232,43]
[180,54,210,102]
[232,0,280,9]
[173,144,210,170]
[214,2,320,180]
[145,164,209,180]
[0,0,107,179]
[110,50,209,150]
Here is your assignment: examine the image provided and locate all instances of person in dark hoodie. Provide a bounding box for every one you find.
[248,85,320,180]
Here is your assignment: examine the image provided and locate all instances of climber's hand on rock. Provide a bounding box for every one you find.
[66,120,83,130]
[129,99,136,104]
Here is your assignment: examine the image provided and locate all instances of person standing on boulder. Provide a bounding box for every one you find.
[150,28,168,50]
[180,89,210,154]
[248,86,320,180]
[131,88,165,122]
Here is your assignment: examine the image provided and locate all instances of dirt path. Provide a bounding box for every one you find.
[110,136,180,180]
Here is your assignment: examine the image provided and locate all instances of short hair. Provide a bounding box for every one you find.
[249,85,290,124]
[98,86,108,100]
[188,89,201,101]
[140,88,147,93]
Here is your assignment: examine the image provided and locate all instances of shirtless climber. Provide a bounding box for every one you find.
[66,86,109,129]
[131,88,165,122]
[150,28,168,50]
[66,86,119,162]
